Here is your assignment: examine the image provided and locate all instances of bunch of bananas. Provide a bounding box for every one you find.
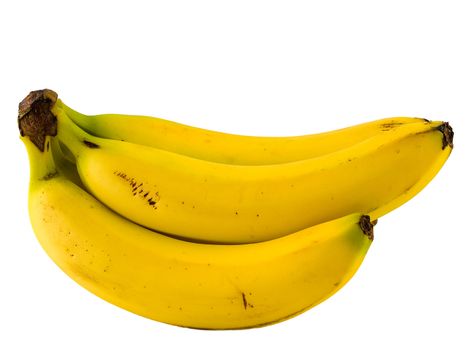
[19,89,453,329]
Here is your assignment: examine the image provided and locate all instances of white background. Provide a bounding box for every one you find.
[1,1,466,349]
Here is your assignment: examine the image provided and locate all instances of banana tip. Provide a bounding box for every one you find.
[18,89,58,152]
[359,215,375,241]
[438,122,454,150]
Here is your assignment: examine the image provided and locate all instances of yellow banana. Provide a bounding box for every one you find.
[47,89,426,165]
[22,133,373,329]
[52,103,452,243]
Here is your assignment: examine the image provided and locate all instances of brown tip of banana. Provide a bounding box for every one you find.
[438,122,454,150]
[18,89,58,152]
[359,215,375,241]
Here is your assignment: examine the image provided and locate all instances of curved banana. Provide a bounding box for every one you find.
[53,102,452,243]
[22,133,373,329]
[51,90,425,165]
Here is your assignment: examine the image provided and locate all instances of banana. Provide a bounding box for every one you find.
[52,104,452,243]
[49,89,425,165]
[22,133,373,329]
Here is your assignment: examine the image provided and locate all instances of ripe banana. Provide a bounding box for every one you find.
[22,133,373,329]
[50,90,425,165]
[52,102,452,243]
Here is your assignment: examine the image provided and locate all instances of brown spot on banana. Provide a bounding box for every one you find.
[241,293,247,309]
[113,171,160,208]
[379,121,405,131]
[241,292,254,310]
[83,140,100,148]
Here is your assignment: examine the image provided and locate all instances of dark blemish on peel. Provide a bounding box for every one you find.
[41,171,58,181]
[83,140,99,148]
[379,122,404,131]
[113,171,159,208]
[241,292,254,309]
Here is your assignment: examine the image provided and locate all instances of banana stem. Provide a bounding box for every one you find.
[59,101,95,133]
[18,89,65,188]
[52,105,97,159]
[22,135,57,188]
